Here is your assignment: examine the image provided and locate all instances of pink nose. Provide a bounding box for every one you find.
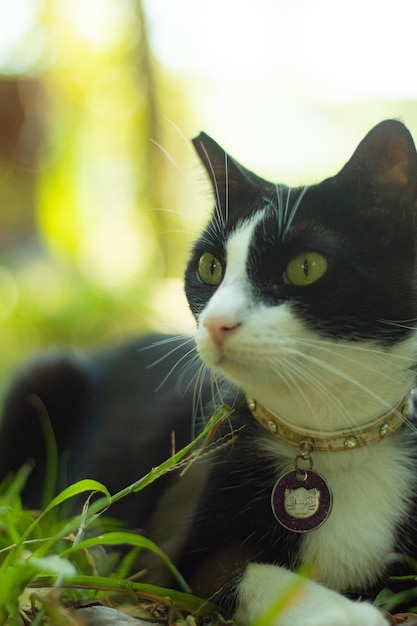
[203,316,241,347]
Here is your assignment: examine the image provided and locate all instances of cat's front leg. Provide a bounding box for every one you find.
[234,564,388,626]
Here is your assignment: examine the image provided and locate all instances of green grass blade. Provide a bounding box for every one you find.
[61,531,190,593]
[0,480,111,572]
[82,404,235,522]
[29,396,59,510]
[30,574,217,617]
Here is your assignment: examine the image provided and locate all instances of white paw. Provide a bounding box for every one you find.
[278,599,388,626]
[235,564,389,626]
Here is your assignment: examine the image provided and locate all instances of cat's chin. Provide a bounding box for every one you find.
[197,342,286,408]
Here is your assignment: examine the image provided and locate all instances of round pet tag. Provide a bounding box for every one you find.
[271,469,332,532]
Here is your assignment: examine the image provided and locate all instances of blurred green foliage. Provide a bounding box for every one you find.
[0,0,200,385]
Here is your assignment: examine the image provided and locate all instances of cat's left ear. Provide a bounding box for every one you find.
[341,119,417,203]
[192,132,260,210]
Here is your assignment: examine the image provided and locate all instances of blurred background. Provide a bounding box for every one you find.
[0,0,416,385]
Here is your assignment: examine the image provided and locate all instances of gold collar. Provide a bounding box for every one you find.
[247,395,412,452]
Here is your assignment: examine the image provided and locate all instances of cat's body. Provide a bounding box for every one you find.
[2,120,417,625]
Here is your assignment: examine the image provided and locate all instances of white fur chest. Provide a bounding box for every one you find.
[261,431,416,592]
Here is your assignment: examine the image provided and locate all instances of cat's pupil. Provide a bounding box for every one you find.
[197,252,223,285]
[302,259,309,277]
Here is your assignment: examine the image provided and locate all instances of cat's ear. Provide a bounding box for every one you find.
[192,132,258,209]
[341,120,417,202]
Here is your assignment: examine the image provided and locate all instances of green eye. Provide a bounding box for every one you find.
[197,252,223,285]
[285,251,328,286]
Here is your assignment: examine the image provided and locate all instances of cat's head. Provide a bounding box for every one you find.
[184,121,417,421]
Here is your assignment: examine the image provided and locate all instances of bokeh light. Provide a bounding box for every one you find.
[0,0,416,379]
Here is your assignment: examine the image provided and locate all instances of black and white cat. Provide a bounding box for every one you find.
[2,119,417,626]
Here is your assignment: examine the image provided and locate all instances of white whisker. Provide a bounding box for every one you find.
[298,336,415,372]
[274,184,284,234]
[153,346,198,392]
[283,187,291,233]
[150,138,191,183]
[197,141,225,229]
[162,116,195,153]
[282,185,309,239]
[284,345,407,419]
[224,153,229,225]
[266,356,316,417]
[266,352,349,425]
[191,361,209,421]
[379,318,417,331]
[139,334,194,354]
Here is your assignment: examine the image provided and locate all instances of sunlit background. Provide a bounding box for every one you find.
[0,0,416,384]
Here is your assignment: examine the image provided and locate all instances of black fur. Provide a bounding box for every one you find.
[0,336,210,523]
[187,122,417,344]
[2,120,417,622]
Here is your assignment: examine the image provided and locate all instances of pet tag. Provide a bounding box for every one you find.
[271,468,332,533]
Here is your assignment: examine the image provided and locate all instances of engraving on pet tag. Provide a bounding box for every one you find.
[271,469,332,532]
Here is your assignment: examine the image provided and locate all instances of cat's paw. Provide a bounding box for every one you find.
[278,599,388,626]
[234,563,389,626]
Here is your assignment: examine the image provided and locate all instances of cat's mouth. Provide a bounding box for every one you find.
[198,331,304,370]
[198,339,285,388]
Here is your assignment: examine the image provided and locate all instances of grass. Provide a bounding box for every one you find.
[0,405,234,625]
[1,400,417,625]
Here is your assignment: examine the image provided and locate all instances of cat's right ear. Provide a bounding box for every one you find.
[192,132,257,211]
[340,120,417,204]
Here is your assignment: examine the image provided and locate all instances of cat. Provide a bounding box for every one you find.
[1,119,417,626]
